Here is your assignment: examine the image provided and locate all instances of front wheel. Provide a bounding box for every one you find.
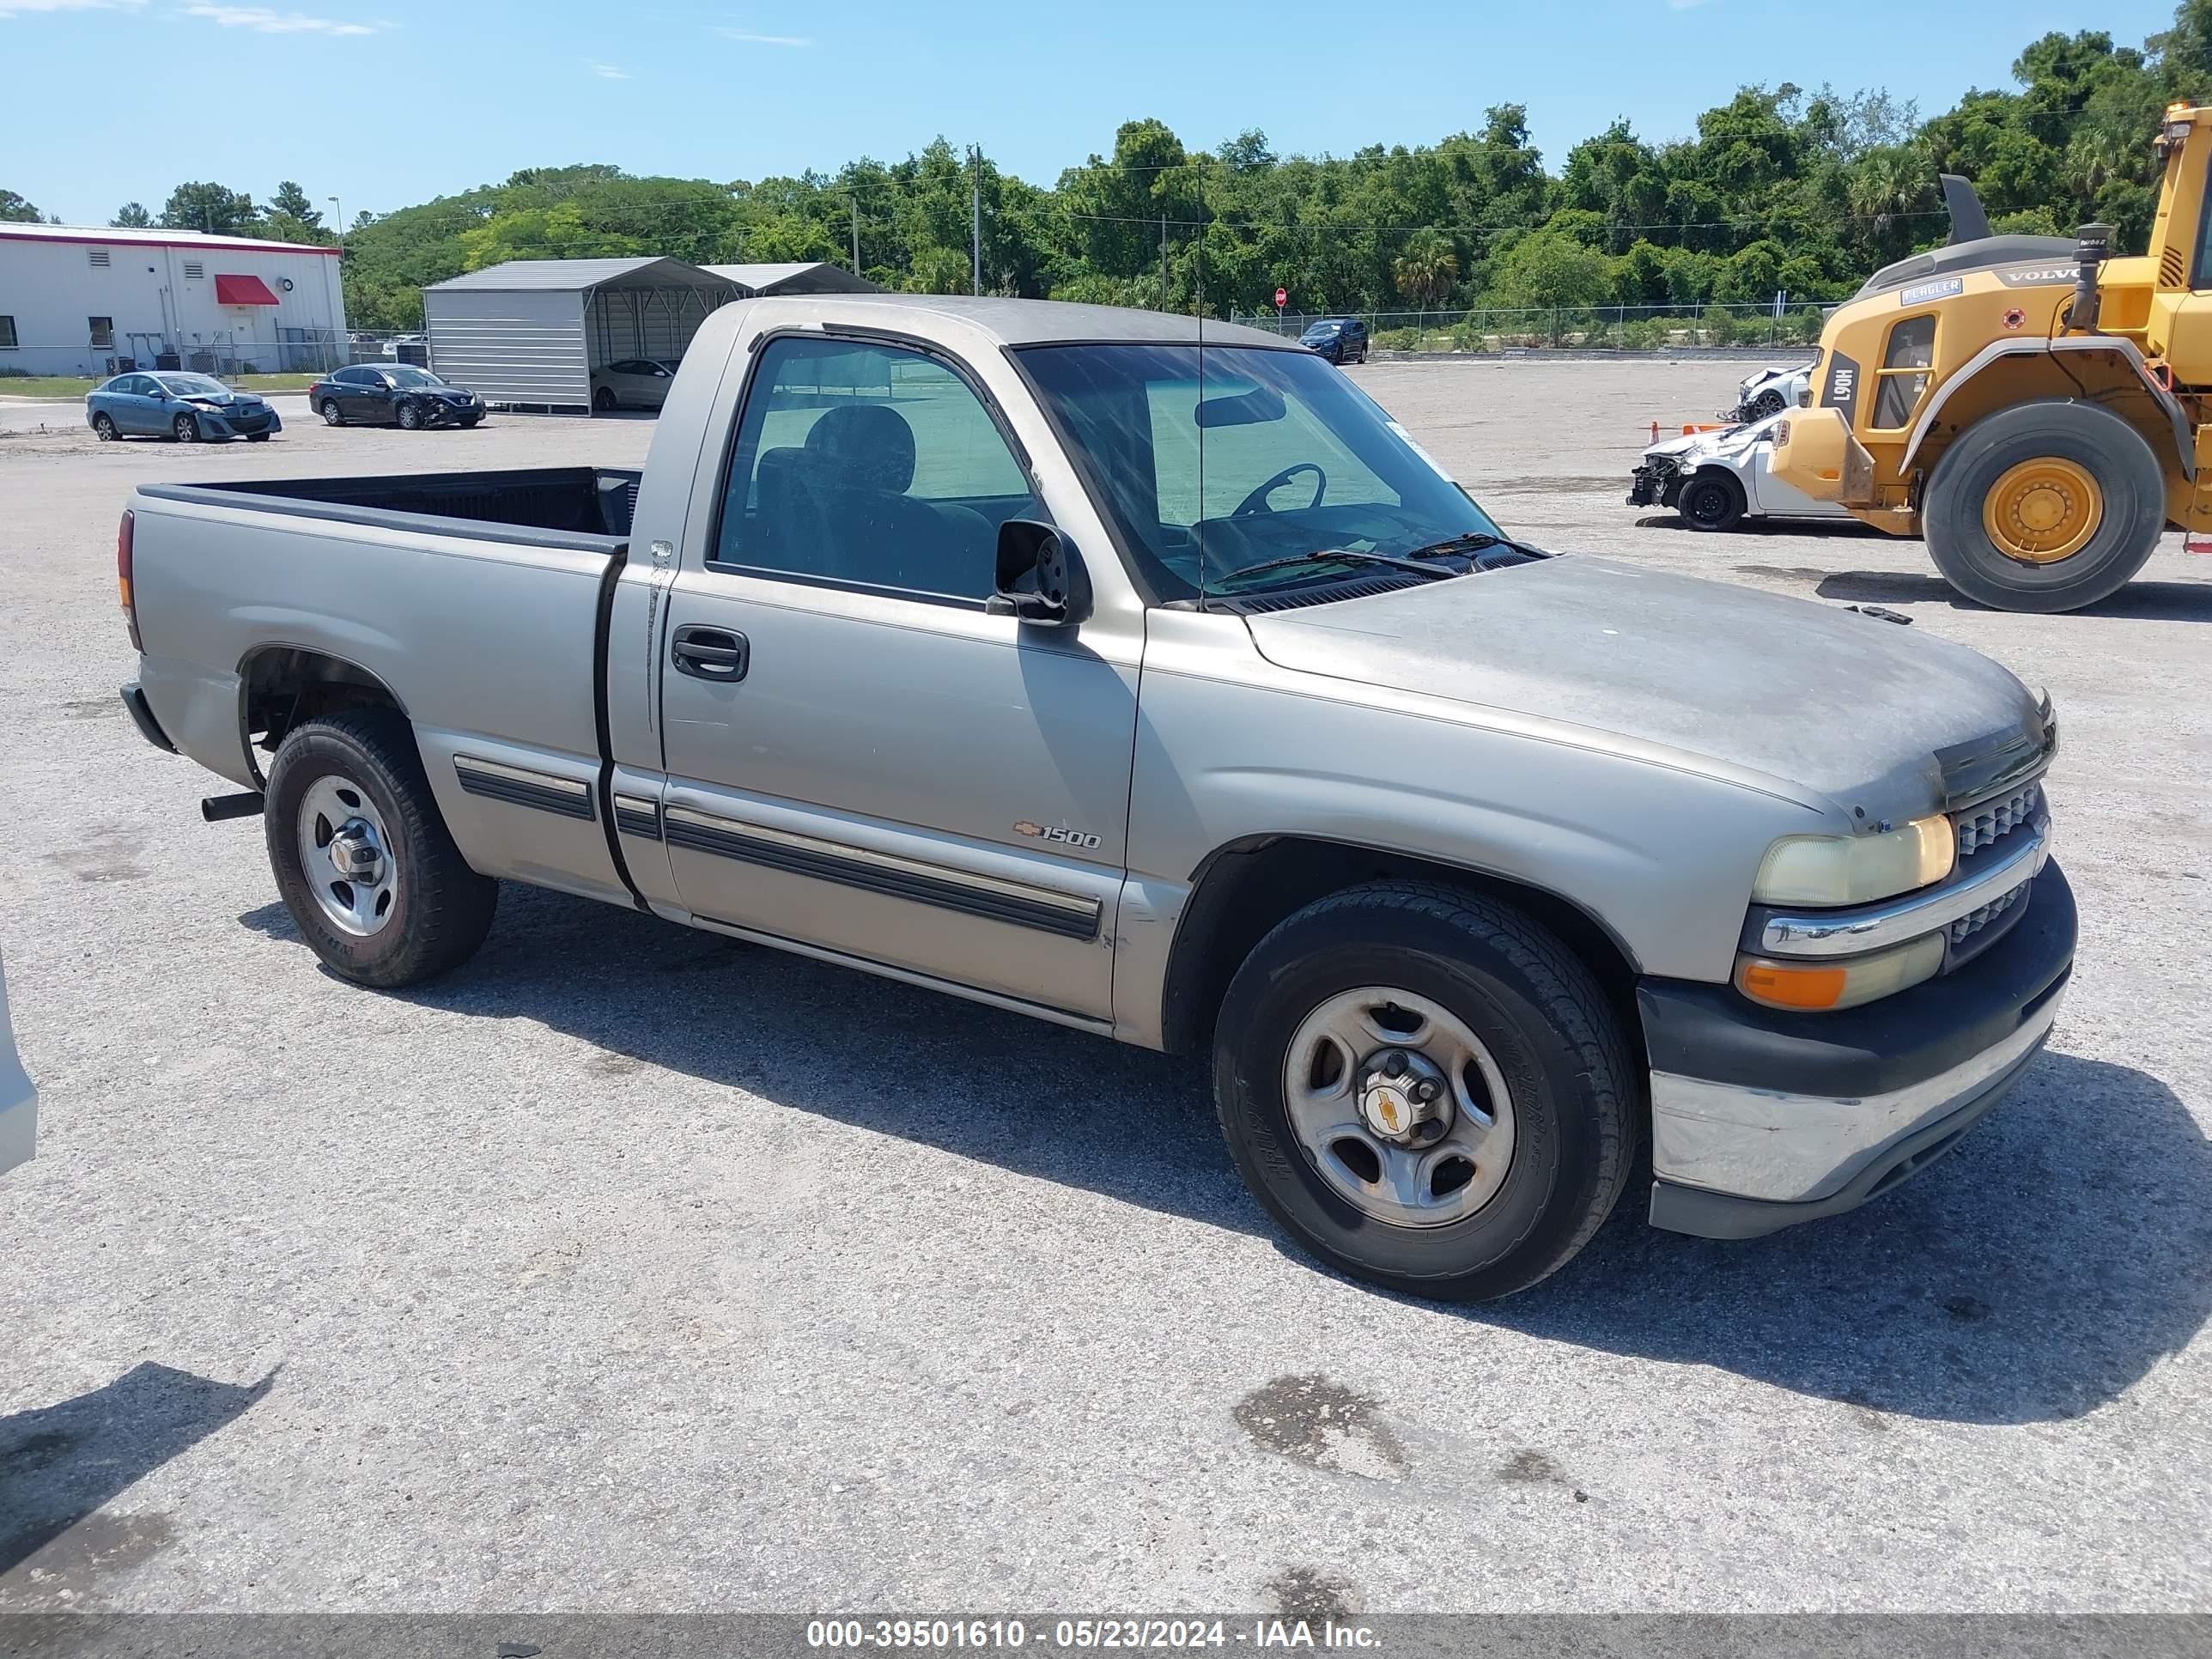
[264,709,497,988]
[593,386,618,412]
[1212,881,1632,1301]
[247,431,271,442]
[172,412,199,443]
[1923,399,2166,612]
[1747,389,1787,421]
[1676,470,1745,532]
[396,398,423,430]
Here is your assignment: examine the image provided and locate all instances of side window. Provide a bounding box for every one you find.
[714,336,1040,602]
[1871,314,1936,429]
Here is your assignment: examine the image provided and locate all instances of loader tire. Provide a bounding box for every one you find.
[1923,399,2166,613]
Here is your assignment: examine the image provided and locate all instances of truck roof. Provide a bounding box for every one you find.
[727,293,1297,350]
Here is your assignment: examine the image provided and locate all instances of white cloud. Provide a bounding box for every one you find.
[710,26,810,46]
[586,59,629,78]
[0,0,144,16]
[179,3,379,33]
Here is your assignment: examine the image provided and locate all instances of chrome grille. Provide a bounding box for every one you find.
[1948,880,2027,945]
[1955,781,2040,860]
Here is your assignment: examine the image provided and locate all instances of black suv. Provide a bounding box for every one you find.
[1298,317,1369,364]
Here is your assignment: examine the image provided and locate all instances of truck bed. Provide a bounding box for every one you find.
[142,465,644,545]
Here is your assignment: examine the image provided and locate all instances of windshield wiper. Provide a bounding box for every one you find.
[1399,531,1548,561]
[1208,548,1464,594]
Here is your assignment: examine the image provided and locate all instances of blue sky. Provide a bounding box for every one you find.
[0,0,2182,227]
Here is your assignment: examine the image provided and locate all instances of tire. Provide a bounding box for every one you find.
[264,709,497,988]
[396,398,422,430]
[247,431,271,442]
[593,386,617,412]
[172,412,199,443]
[459,415,482,428]
[320,398,343,427]
[1923,399,2166,613]
[92,412,118,441]
[1747,389,1787,421]
[1212,880,1633,1302]
[1677,469,1745,532]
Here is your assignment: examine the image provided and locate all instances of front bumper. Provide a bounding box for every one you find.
[1639,859,2076,1239]
[1628,465,1681,508]
[198,408,280,440]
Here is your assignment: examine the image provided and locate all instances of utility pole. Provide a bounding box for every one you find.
[327,196,343,241]
[970,184,981,296]
[1161,214,1169,304]
[851,195,860,275]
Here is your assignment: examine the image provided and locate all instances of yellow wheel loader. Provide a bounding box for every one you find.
[1772,102,2212,612]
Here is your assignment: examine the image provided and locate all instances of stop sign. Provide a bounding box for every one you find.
[1274,286,1288,308]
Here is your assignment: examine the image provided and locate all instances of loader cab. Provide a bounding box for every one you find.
[2142,102,2212,385]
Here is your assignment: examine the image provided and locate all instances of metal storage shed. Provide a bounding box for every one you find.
[701,262,880,296]
[422,257,738,414]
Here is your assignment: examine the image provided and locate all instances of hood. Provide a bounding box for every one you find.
[1242,556,2043,814]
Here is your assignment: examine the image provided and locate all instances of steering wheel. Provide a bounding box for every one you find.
[1231,463,1327,517]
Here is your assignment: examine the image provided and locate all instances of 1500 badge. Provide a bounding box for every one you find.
[1015,821,1103,850]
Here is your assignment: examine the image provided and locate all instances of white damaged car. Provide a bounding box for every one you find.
[1628,410,1851,532]
[1726,362,1814,423]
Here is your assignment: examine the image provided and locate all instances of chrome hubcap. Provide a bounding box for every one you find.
[297,775,398,937]
[1284,987,1516,1227]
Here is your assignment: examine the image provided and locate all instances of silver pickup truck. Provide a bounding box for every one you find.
[118,296,2074,1300]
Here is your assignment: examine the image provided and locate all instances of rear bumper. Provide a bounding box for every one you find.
[120,682,178,754]
[1639,860,2075,1239]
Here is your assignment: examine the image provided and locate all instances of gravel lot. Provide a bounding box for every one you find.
[2,359,2209,1618]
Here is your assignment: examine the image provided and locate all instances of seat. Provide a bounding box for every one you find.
[799,404,991,596]
[752,446,828,573]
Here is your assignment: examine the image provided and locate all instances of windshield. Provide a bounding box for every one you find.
[156,374,228,397]
[386,366,447,386]
[1018,343,1501,602]
[1301,322,1341,337]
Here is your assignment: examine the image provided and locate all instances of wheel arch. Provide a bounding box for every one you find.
[235,644,411,787]
[1902,337,2191,486]
[1158,834,1646,1061]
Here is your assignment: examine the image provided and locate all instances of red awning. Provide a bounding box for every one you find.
[213,273,281,306]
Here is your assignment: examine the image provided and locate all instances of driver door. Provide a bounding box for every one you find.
[650,332,1139,1023]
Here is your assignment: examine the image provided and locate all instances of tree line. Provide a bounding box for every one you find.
[9,0,2206,331]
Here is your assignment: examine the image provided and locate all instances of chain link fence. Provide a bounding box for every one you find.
[1231,302,1831,353]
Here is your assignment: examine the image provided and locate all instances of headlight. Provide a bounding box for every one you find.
[1736,933,1945,1012]
[1753,815,1954,906]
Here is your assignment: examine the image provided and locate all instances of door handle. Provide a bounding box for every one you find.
[672,624,750,682]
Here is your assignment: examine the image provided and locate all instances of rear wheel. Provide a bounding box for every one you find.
[320,398,344,427]
[264,709,497,988]
[172,412,199,443]
[1924,399,2165,612]
[92,412,118,441]
[1212,881,1632,1301]
[1677,469,1745,532]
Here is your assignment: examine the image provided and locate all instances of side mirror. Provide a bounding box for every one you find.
[991,519,1091,626]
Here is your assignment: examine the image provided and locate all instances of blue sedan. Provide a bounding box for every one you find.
[87,371,282,443]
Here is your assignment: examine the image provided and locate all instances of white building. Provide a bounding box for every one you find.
[0,223,348,379]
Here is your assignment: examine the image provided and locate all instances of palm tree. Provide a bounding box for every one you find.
[1391,229,1459,313]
